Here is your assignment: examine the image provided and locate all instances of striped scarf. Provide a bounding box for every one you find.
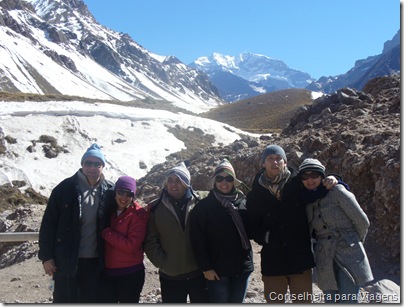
[258,167,291,200]
[212,189,251,250]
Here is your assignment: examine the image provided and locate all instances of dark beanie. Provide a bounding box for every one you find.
[261,145,287,164]
[115,176,137,194]
[299,158,326,176]
[81,143,106,166]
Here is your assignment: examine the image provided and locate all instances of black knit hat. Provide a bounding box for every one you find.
[261,145,287,164]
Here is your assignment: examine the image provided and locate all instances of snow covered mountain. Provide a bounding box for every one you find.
[1,0,398,109]
[190,53,314,102]
[0,0,222,113]
[190,31,400,102]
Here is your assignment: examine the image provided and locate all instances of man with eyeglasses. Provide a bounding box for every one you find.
[143,162,209,303]
[246,145,339,303]
[38,143,114,303]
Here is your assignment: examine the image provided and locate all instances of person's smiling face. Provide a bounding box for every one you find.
[115,189,134,210]
[214,171,234,194]
[166,175,187,200]
[82,157,103,184]
[301,171,322,190]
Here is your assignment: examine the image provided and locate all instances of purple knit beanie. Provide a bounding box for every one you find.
[115,176,137,194]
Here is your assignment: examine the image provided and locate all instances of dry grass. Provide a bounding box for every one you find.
[202,88,314,132]
[0,91,100,102]
[0,184,48,213]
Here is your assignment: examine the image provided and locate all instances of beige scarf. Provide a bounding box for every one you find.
[258,167,291,200]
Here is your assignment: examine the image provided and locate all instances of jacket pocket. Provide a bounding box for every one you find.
[336,233,365,263]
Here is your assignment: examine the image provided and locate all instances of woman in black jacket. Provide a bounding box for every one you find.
[190,159,253,303]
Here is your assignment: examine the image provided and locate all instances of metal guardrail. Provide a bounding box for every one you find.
[0,232,39,242]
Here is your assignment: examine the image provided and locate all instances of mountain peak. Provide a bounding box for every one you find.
[190,52,313,102]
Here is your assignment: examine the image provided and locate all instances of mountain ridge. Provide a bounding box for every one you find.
[191,29,400,103]
[0,0,222,113]
[0,0,399,111]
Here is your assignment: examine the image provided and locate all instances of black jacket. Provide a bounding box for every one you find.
[189,190,254,277]
[38,171,114,276]
[246,168,315,276]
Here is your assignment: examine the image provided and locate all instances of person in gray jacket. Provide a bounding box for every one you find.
[143,162,209,303]
[299,158,374,303]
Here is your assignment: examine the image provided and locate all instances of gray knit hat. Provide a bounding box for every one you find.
[165,162,191,187]
[261,145,287,164]
[299,158,325,176]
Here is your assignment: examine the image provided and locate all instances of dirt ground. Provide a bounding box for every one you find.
[0,239,400,304]
[0,242,266,303]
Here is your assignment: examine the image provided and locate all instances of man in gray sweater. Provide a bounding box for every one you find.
[38,143,114,303]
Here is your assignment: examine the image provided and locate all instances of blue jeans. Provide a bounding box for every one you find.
[207,271,251,303]
[323,261,360,304]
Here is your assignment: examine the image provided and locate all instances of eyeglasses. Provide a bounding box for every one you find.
[116,189,134,198]
[301,172,321,181]
[83,160,103,168]
[215,175,234,183]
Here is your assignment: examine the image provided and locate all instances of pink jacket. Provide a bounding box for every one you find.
[102,202,149,269]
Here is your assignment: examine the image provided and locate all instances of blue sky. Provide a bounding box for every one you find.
[84,0,400,79]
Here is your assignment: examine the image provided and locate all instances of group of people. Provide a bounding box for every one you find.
[38,143,374,303]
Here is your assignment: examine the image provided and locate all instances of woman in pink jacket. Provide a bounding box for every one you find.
[99,176,149,303]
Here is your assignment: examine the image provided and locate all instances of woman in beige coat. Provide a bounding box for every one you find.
[299,158,373,303]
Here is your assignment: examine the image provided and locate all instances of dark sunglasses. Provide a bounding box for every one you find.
[83,160,103,168]
[215,175,235,183]
[116,189,134,198]
[301,172,321,181]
